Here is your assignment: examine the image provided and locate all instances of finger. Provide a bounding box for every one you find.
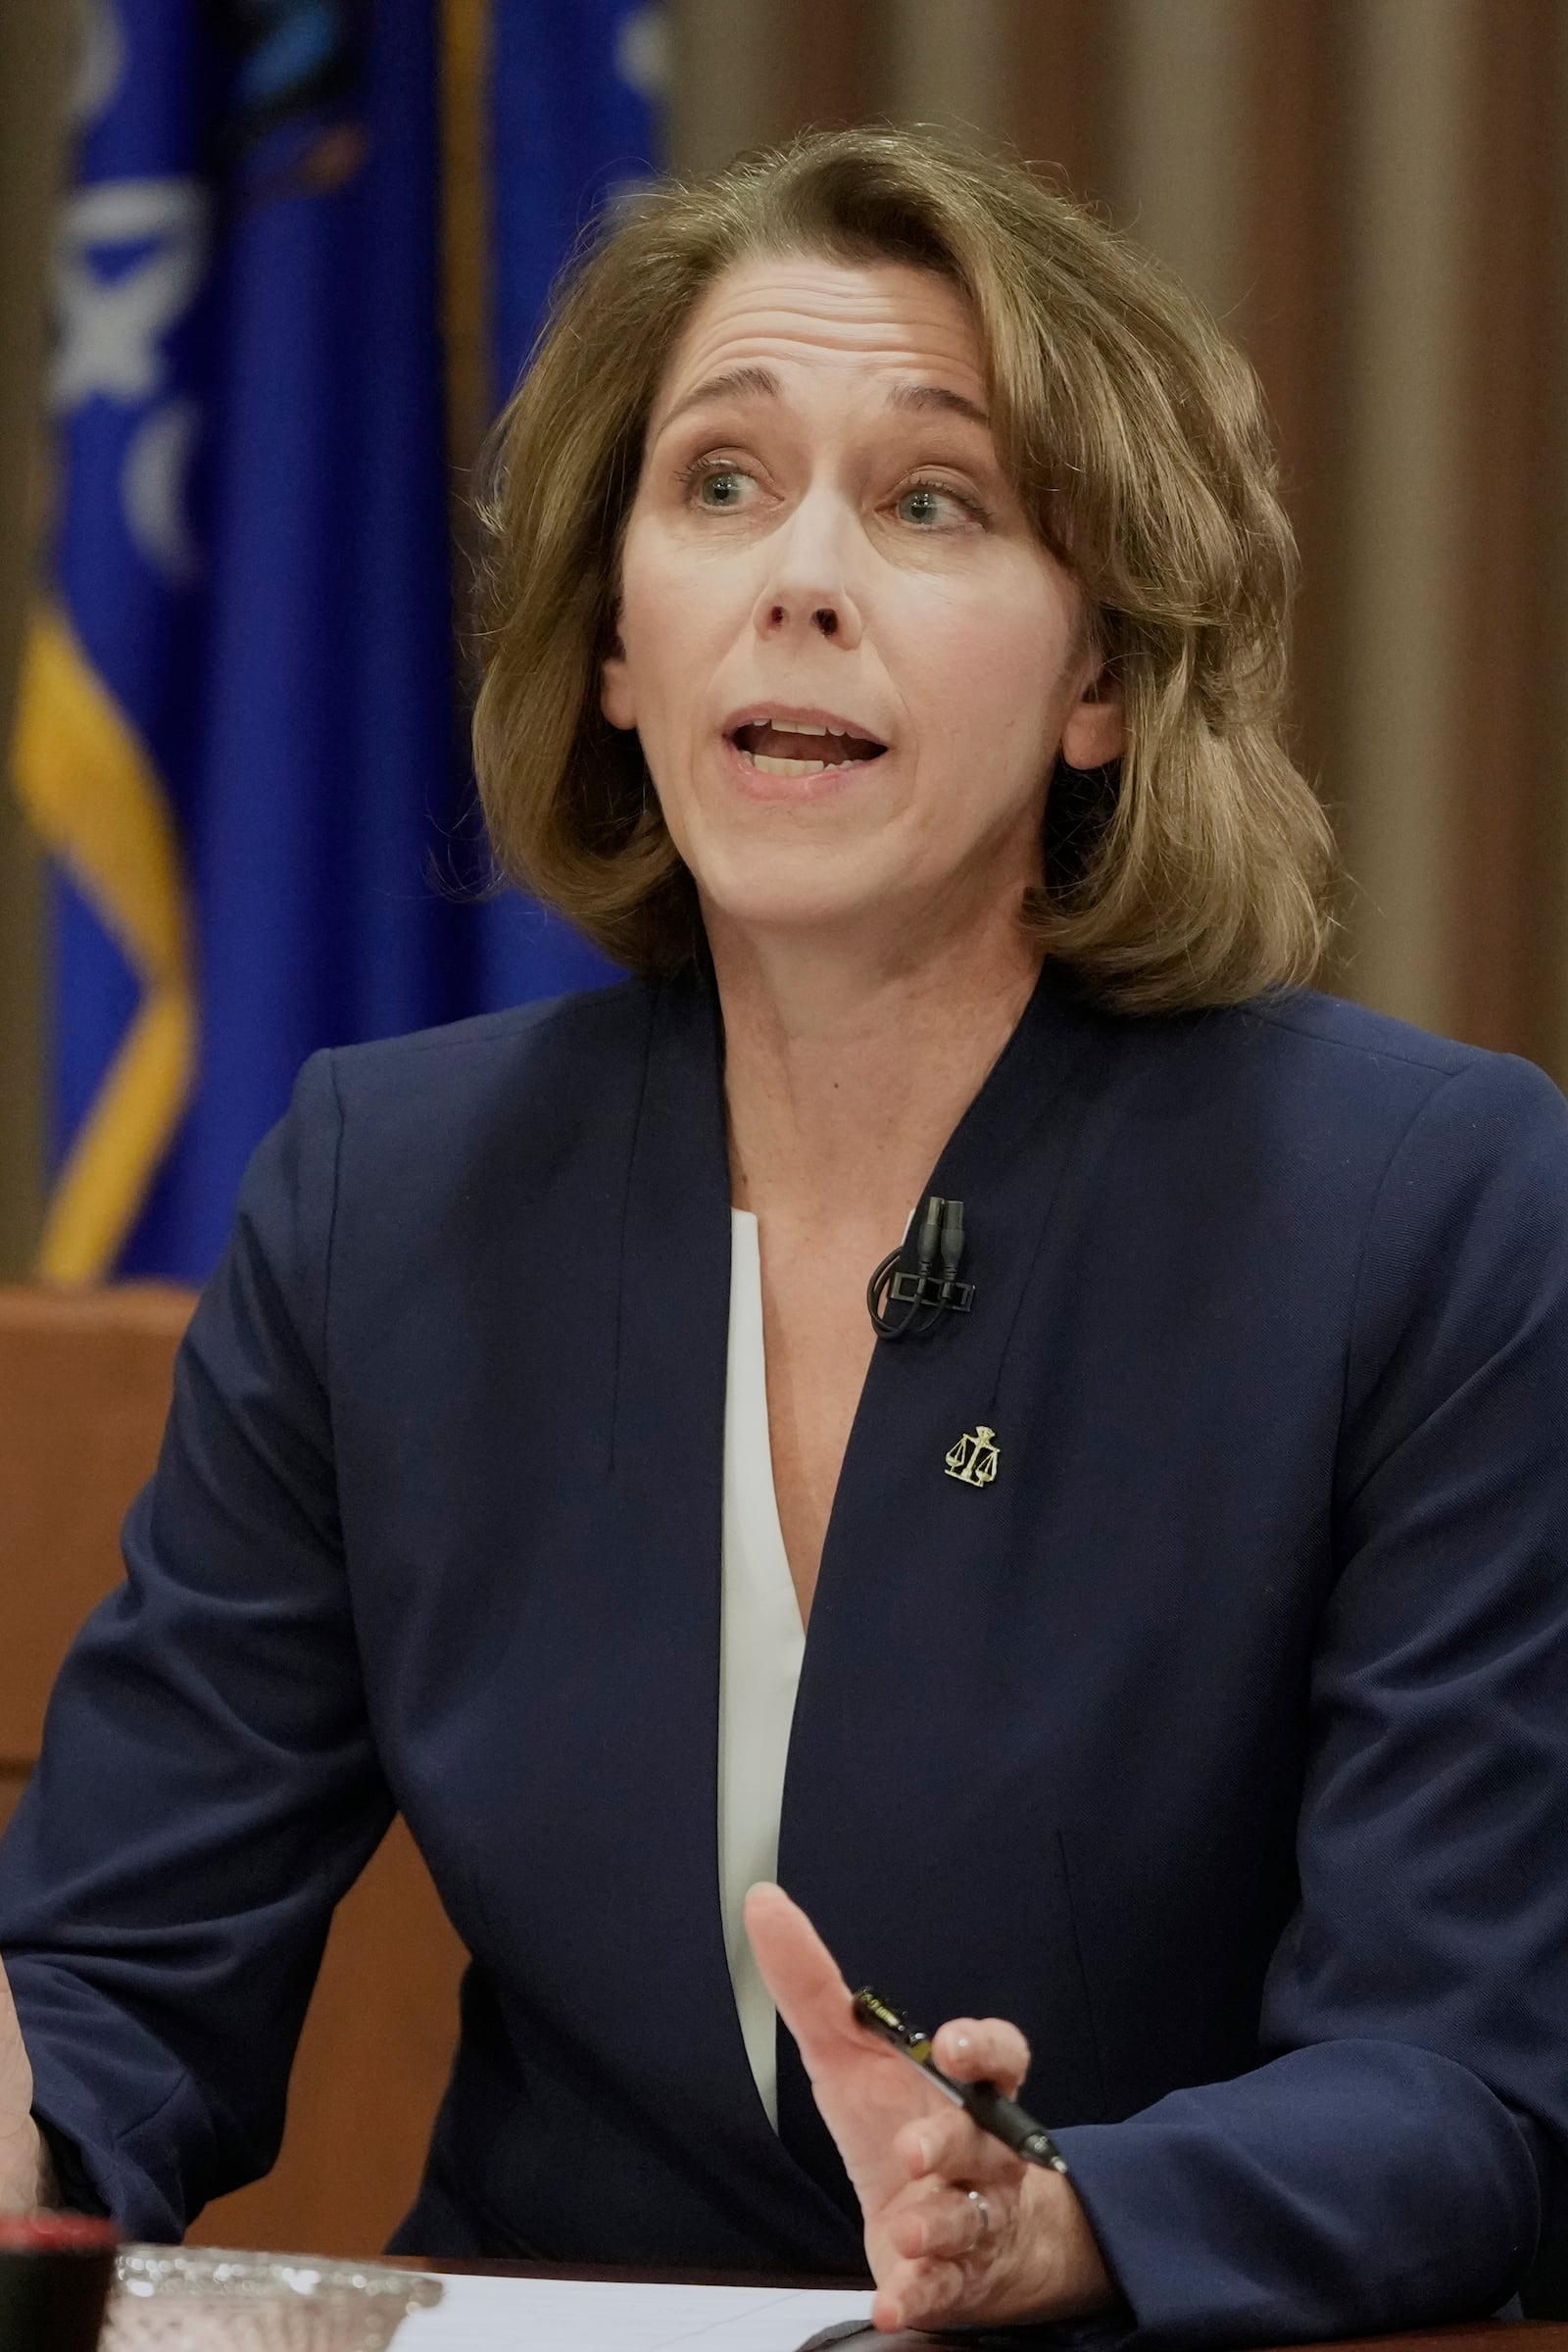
[0,1956,40,2210]
[897,2105,1025,2188]
[873,2254,969,2335]
[930,2015,1032,2094]
[885,2176,1005,2264]
[741,1884,857,2067]
[0,1957,32,2131]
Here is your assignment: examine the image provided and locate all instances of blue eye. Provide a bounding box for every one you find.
[695,467,750,509]
[897,481,973,528]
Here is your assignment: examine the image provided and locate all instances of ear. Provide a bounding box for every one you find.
[601,628,636,731]
[1058,659,1125,771]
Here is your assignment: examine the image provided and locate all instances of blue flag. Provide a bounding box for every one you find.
[473,0,663,1010]
[20,0,464,1283]
[14,0,664,1282]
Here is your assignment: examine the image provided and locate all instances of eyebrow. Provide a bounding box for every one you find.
[655,364,991,434]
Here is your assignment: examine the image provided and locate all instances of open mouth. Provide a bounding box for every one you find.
[729,718,888,778]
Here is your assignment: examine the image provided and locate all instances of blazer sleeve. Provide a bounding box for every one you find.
[1052,1051,1568,2349]
[0,1050,394,2238]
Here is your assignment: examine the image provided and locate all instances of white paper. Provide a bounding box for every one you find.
[397,2273,874,2352]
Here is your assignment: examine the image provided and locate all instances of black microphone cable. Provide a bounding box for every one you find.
[866,1195,973,1340]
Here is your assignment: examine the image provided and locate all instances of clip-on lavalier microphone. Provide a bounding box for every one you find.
[866,1195,974,1340]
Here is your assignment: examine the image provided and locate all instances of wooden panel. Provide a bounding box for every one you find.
[0,1285,466,2253]
[0,1769,24,1841]
[0,1284,194,1763]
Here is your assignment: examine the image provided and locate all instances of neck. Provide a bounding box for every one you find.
[710,897,1042,1234]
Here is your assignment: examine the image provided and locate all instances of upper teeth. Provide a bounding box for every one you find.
[748,719,862,739]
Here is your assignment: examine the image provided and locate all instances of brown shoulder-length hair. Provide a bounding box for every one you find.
[472,125,1336,1013]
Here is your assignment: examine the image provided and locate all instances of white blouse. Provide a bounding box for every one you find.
[718,1209,806,2130]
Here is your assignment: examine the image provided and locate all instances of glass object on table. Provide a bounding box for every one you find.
[103,2244,443,2352]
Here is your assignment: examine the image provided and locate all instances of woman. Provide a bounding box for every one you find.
[2,126,1566,2347]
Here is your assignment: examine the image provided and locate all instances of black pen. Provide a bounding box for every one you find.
[853,1986,1070,2176]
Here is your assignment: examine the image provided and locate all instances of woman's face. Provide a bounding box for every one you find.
[603,252,1123,951]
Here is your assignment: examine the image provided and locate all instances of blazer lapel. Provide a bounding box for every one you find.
[773,964,1133,2209]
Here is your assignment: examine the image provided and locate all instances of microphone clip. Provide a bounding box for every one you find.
[867,1195,974,1340]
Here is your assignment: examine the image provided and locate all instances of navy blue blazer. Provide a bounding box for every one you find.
[3,963,1568,2348]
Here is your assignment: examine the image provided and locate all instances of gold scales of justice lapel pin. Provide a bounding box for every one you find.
[945,1423,1000,1488]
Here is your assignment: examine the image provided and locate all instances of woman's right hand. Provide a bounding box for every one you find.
[0,1954,46,2211]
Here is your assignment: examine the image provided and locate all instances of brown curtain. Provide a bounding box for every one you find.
[666,0,1568,1074]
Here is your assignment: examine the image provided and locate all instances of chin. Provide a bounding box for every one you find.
[696,858,898,941]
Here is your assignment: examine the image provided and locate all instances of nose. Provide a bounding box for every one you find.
[751,493,863,650]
